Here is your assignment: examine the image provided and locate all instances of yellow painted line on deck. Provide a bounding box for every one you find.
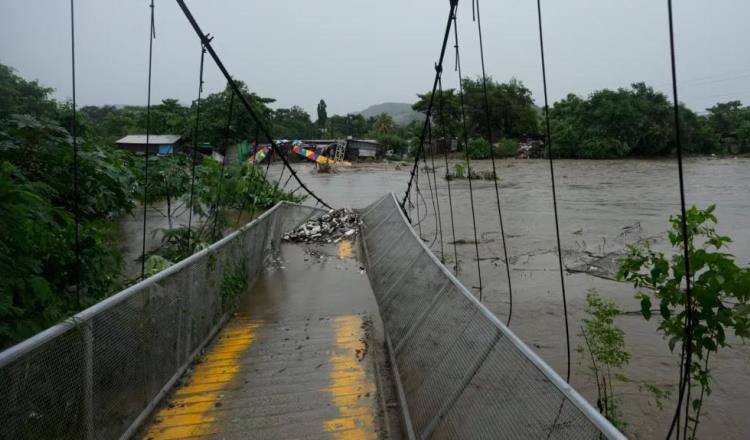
[338,240,353,258]
[144,321,261,440]
[323,315,377,440]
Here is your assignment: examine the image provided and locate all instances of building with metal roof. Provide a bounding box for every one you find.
[115,134,182,155]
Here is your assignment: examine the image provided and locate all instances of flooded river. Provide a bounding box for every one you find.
[267,157,750,439]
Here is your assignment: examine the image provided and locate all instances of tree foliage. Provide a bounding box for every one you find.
[550,83,674,158]
[413,77,538,146]
[316,99,327,130]
[618,206,750,438]
[548,83,745,158]
[704,101,750,154]
[0,62,305,348]
[272,106,315,139]
[578,290,629,430]
[0,117,131,348]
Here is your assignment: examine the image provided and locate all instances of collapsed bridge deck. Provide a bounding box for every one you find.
[0,197,622,440]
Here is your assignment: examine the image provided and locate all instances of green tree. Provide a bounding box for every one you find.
[191,82,275,149]
[0,118,133,348]
[549,83,679,158]
[371,113,395,136]
[413,88,461,141]
[272,106,314,139]
[329,113,370,138]
[705,101,750,153]
[461,77,539,140]
[316,99,328,133]
[618,206,750,439]
[136,154,191,229]
[0,64,58,121]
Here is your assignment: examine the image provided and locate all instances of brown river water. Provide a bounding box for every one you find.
[265,157,750,440]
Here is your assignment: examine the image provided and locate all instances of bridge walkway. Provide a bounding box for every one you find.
[143,241,387,440]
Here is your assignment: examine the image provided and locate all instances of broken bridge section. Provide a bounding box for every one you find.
[0,202,389,440]
[360,193,626,440]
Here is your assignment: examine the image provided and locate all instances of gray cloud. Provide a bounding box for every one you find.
[1,0,748,116]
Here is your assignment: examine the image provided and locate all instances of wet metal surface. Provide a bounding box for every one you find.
[144,241,383,440]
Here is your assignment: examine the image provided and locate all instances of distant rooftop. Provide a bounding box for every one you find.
[116,134,181,145]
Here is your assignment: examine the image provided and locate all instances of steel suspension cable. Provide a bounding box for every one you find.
[140,0,156,279]
[427,119,445,256]
[421,120,440,248]
[400,0,458,213]
[439,76,460,273]
[415,164,422,236]
[665,1,695,438]
[474,0,515,325]
[69,0,81,306]
[186,44,206,252]
[536,0,571,381]
[276,145,286,188]
[406,173,413,223]
[175,0,331,209]
[211,87,235,240]
[453,9,484,300]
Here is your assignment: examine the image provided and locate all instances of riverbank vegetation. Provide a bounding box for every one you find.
[617,205,750,439]
[3,59,750,349]
[414,77,750,159]
[0,64,301,348]
[576,206,750,436]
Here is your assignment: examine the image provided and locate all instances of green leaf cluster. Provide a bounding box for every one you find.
[618,205,750,438]
[578,290,629,430]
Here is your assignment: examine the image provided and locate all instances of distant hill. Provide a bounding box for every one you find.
[359,102,422,126]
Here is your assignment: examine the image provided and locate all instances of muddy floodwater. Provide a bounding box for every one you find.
[267,157,750,439]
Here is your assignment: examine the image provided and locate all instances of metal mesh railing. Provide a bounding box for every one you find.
[360,194,625,440]
[0,202,322,440]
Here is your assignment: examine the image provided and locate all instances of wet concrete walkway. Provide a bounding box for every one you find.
[144,241,386,440]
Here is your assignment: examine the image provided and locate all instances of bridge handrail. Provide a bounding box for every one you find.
[360,193,626,440]
[0,204,278,368]
[0,201,324,440]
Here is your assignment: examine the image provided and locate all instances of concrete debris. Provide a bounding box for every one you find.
[283,208,362,243]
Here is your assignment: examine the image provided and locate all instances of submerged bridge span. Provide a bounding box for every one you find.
[0,195,623,440]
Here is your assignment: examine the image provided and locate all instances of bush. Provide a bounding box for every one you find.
[495,138,518,158]
[376,133,408,156]
[466,138,491,160]
[578,138,630,159]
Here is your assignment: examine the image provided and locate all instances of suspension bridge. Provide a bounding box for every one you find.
[0,0,705,438]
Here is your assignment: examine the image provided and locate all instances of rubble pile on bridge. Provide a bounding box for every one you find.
[283,208,361,243]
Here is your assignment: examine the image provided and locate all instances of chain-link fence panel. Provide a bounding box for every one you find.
[360,194,624,440]
[0,202,322,440]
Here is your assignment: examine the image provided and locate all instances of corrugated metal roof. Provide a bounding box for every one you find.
[115,134,181,145]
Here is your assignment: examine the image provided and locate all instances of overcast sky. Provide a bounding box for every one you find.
[1,1,749,116]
